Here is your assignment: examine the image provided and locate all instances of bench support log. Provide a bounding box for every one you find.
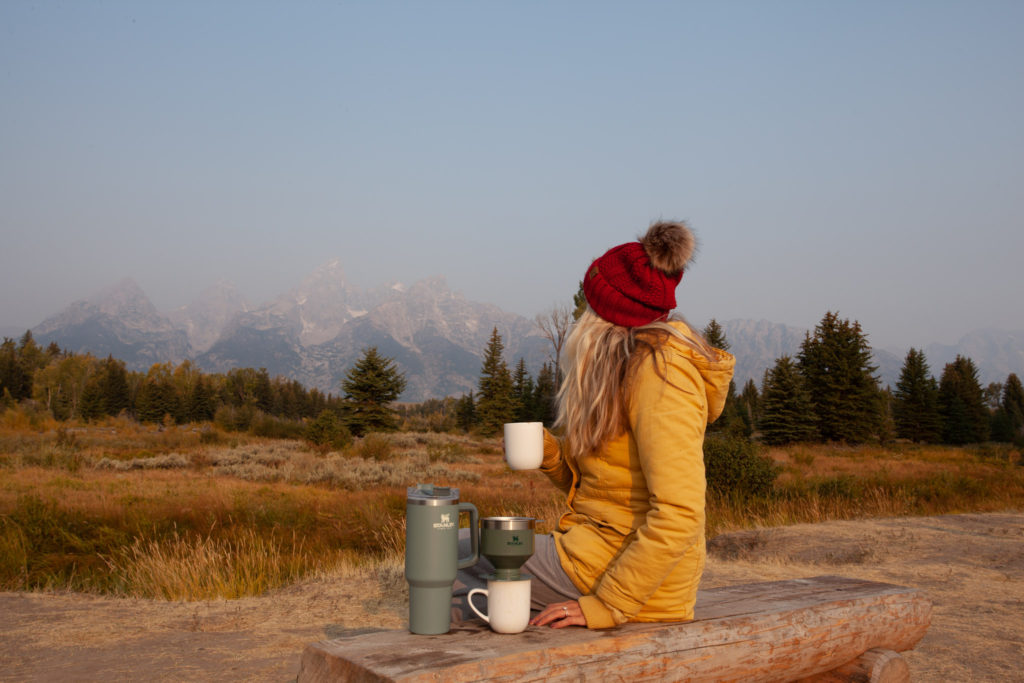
[799,648,910,683]
[298,575,931,683]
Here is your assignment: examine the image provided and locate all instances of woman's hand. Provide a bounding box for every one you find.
[529,600,587,629]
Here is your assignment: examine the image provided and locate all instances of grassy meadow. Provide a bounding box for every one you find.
[1,407,1022,602]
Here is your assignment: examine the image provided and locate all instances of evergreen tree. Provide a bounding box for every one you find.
[738,379,760,435]
[1001,374,1024,442]
[702,319,744,435]
[702,319,729,351]
[187,375,216,422]
[892,348,941,443]
[797,311,881,442]
[533,361,558,426]
[341,347,407,437]
[510,358,535,422]
[938,355,989,444]
[0,337,32,401]
[102,356,130,417]
[475,327,517,435]
[253,368,274,413]
[17,331,46,381]
[135,376,181,423]
[79,371,106,421]
[455,392,476,432]
[305,409,351,450]
[758,356,818,445]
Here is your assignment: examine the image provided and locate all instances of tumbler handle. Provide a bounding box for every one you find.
[457,502,479,569]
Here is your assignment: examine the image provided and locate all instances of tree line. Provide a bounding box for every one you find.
[0,331,405,441]
[5,306,1023,449]
[706,311,1024,447]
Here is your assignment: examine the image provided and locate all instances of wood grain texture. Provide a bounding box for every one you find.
[297,575,931,683]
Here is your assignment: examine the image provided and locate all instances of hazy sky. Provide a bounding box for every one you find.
[3,1,1022,351]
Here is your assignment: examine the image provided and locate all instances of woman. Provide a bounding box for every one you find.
[527,220,735,629]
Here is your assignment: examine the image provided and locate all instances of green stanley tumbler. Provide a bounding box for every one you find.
[405,484,478,635]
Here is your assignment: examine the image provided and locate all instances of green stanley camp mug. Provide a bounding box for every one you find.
[405,484,479,634]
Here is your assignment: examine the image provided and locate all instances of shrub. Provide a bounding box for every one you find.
[0,518,28,589]
[703,435,777,500]
[427,440,467,463]
[356,433,394,461]
[249,412,306,440]
[198,427,224,445]
[305,410,352,451]
[95,453,191,470]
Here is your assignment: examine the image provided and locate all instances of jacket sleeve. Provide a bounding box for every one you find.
[578,353,708,628]
[539,429,574,494]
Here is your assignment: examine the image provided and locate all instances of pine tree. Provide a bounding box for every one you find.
[738,379,760,435]
[1001,374,1024,442]
[187,375,216,422]
[102,356,130,417]
[758,356,818,445]
[253,368,274,413]
[135,376,181,424]
[17,331,46,382]
[797,311,881,443]
[510,358,535,422]
[702,319,729,351]
[0,337,32,401]
[475,327,517,435]
[341,347,407,437]
[455,392,476,432]
[533,361,558,426]
[306,409,351,450]
[79,371,106,421]
[702,319,744,435]
[892,348,941,443]
[938,355,989,444]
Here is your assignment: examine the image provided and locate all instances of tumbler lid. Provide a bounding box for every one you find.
[407,483,460,506]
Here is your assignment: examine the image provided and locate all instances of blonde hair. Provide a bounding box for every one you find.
[554,308,714,459]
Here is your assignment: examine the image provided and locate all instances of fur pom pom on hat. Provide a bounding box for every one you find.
[583,221,696,328]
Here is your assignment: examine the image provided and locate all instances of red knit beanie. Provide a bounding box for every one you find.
[583,221,696,328]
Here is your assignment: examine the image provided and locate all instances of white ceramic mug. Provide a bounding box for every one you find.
[467,577,531,634]
[503,422,543,470]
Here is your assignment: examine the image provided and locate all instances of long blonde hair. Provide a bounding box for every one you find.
[554,308,714,459]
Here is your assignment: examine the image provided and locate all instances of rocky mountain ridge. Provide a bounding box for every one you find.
[26,264,1024,400]
[30,264,550,401]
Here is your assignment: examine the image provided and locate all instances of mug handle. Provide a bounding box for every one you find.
[467,588,489,623]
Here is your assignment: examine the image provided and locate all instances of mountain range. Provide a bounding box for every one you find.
[25,261,1024,400]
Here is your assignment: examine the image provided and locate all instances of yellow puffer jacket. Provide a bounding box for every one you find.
[541,321,735,629]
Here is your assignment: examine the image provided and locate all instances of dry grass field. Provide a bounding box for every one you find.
[1,411,1022,680]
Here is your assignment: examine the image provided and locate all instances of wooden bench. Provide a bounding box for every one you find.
[297,575,931,682]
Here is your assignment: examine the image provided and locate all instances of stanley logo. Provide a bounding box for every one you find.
[432,512,455,530]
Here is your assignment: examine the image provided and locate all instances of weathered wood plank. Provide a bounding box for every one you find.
[297,576,931,683]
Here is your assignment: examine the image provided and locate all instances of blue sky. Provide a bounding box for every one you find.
[2,1,1022,350]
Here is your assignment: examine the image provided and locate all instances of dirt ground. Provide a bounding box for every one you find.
[1,512,1021,682]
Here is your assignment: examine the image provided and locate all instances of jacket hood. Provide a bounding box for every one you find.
[667,320,736,423]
